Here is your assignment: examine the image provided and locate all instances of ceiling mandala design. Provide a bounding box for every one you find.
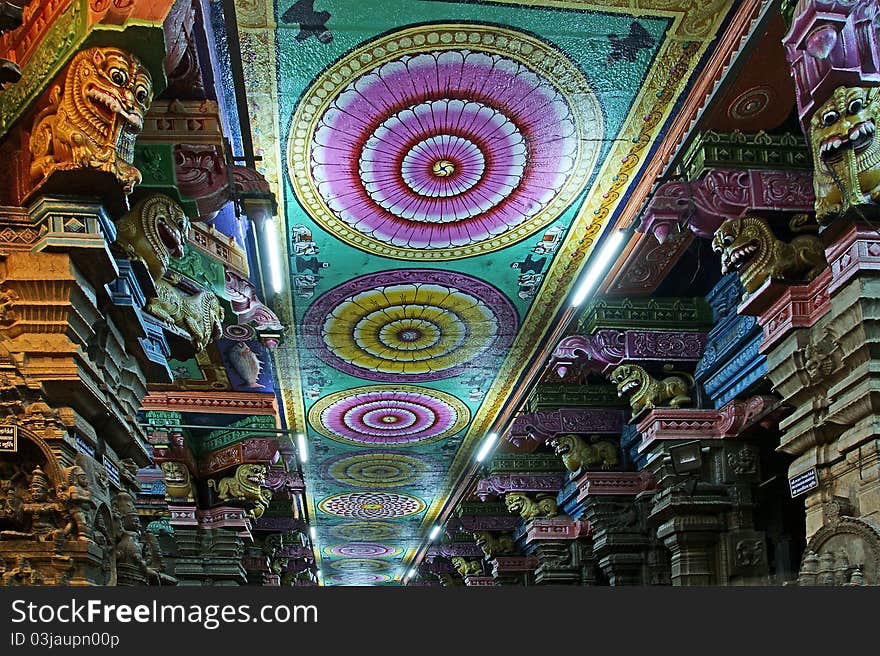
[288,23,603,260]
[318,492,427,519]
[323,450,430,488]
[328,573,393,585]
[302,269,518,381]
[330,558,391,572]
[329,521,401,543]
[310,388,469,448]
[324,543,403,558]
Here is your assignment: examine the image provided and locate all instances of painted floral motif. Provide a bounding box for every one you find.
[302,270,517,381]
[318,492,426,519]
[324,451,430,487]
[289,24,602,259]
[310,386,469,446]
[325,544,403,558]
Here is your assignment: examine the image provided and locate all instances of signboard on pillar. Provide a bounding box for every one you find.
[789,468,818,498]
[0,424,17,452]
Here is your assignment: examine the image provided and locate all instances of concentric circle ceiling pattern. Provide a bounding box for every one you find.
[310,387,469,447]
[288,24,603,260]
[318,492,427,519]
[302,269,518,381]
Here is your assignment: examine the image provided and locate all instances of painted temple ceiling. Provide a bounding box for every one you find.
[232,0,741,585]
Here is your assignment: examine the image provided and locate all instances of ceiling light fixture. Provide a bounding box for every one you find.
[475,432,498,463]
[264,217,284,294]
[571,228,627,307]
[429,526,441,541]
[309,526,317,541]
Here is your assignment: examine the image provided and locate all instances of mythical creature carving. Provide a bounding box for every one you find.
[547,434,619,472]
[115,194,191,280]
[147,279,224,352]
[29,47,153,194]
[711,215,826,295]
[609,364,693,415]
[473,531,515,558]
[451,557,483,577]
[160,461,194,503]
[504,492,558,521]
[207,464,272,518]
[809,86,880,222]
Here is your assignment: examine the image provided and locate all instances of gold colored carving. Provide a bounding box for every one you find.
[146,279,224,352]
[609,364,693,415]
[159,461,194,503]
[29,47,153,194]
[712,215,826,295]
[114,194,190,280]
[451,557,483,577]
[206,463,271,518]
[504,492,559,521]
[809,86,880,222]
[473,531,515,558]
[548,433,619,472]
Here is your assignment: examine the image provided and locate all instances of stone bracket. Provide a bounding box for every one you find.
[506,408,625,447]
[525,517,590,544]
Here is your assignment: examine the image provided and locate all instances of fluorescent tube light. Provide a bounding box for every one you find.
[429,526,441,541]
[571,229,626,307]
[297,433,308,464]
[264,217,284,294]
[475,433,498,463]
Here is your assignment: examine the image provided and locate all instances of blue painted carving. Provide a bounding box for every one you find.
[620,423,647,470]
[694,274,767,408]
[557,477,584,521]
[140,314,173,383]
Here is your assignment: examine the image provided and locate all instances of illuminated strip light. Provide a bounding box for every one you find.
[571,229,627,307]
[404,568,417,581]
[264,217,284,294]
[297,433,308,464]
[309,526,317,541]
[475,433,498,463]
[429,526,441,541]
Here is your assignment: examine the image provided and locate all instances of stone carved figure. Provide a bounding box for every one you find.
[20,466,64,542]
[29,47,153,193]
[711,215,826,295]
[115,194,191,280]
[609,364,692,415]
[809,86,880,221]
[548,433,619,472]
[58,465,95,541]
[147,279,224,352]
[504,492,559,521]
[473,531,515,558]
[207,464,272,518]
[160,461,195,502]
[451,557,483,577]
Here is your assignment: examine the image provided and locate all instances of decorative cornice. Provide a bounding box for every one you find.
[475,473,566,500]
[636,395,779,453]
[736,269,831,354]
[575,471,656,500]
[526,384,623,411]
[199,438,280,475]
[487,453,565,475]
[550,329,707,376]
[491,556,538,573]
[506,408,625,447]
[578,297,714,335]
[427,543,484,559]
[142,391,278,415]
[681,130,811,178]
[525,517,589,544]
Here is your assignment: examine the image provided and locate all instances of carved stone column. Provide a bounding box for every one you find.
[525,517,593,585]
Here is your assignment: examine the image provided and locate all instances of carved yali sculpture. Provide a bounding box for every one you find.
[207,464,272,518]
[609,363,693,416]
[451,557,483,577]
[115,194,191,280]
[147,279,224,352]
[547,434,619,473]
[159,461,194,503]
[810,86,880,222]
[504,492,558,521]
[29,47,153,194]
[711,215,826,295]
[473,531,515,558]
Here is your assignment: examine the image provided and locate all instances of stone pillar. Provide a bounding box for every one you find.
[525,517,594,585]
